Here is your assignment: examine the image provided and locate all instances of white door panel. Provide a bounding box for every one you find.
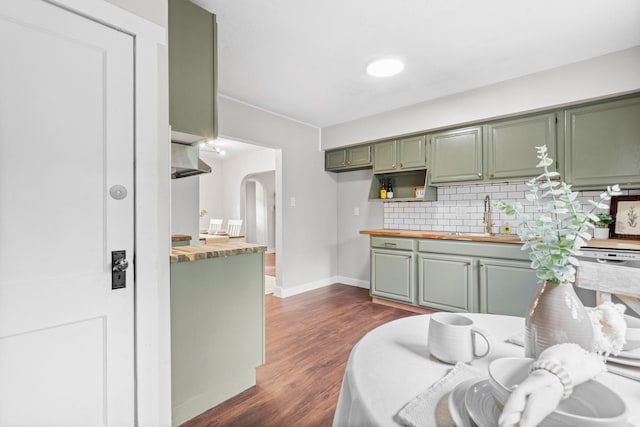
[0,0,134,425]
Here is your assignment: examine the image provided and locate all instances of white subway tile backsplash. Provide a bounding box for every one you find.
[382,181,634,234]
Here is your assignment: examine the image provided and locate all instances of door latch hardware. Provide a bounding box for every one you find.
[112,250,128,289]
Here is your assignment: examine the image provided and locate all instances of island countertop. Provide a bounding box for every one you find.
[171,241,267,263]
[360,229,640,250]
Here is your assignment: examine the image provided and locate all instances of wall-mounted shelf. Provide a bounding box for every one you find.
[369,170,437,201]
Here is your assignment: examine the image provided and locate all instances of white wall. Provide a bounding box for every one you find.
[198,154,224,230]
[170,176,200,243]
[220,148,276,220]
[217,96,337,296]
[322,47,640,149]
[336,169,384,286]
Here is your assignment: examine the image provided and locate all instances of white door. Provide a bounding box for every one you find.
[0,0,135,425]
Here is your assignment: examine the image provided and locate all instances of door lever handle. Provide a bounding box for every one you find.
[113,258,129,272]
[112,250,128,289]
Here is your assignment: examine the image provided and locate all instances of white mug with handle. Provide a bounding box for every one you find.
[428,312,491,364]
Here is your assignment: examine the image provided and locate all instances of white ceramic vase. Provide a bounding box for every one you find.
[525,281,594,358]
[593,227,610,239]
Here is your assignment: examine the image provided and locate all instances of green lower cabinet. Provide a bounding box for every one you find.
[418,253,474,312]
[478,258,539,317]
[371,248,416,304]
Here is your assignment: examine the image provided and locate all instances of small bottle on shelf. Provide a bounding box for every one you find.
[387,179,394,199]
[379,179,387,199]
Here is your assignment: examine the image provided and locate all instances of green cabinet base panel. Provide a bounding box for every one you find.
[170,252,265,427]
[171,370,256,427]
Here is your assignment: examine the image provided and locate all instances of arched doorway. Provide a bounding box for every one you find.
[241,171,276,293]
[241,171,275,251]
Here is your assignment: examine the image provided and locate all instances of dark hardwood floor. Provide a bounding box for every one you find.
[182,284,419,427]
[265,253,276,277]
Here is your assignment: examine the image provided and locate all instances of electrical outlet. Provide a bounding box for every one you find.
[354,207,360,216]
[290,197,296,207]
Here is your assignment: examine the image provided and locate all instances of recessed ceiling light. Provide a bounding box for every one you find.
[366,58,404,77]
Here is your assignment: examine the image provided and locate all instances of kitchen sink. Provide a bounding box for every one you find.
[448,232,518,238]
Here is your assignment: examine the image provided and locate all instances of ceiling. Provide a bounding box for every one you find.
[195,0,640,128]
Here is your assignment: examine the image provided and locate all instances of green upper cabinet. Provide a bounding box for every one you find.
[563,96,640,189]
[486,113,557,180]
[169,0,217,141]
[398,136,428,170]
[325,145,372,171]
[429,126,483,183]
[373,140,397,172]
[373,136,427,173]
[347,145,372,168]
[325,150,347,170]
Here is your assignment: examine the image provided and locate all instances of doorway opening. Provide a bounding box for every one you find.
[241,171,276,293]
[199,138,280,294]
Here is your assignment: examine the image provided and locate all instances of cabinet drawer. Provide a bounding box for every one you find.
[371,236,415,251]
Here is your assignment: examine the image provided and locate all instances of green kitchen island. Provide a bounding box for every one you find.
[170,242,266,426]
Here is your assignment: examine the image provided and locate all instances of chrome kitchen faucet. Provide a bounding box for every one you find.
[483,194,493,234]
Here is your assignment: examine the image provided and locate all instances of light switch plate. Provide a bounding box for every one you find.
[290,197,296,207]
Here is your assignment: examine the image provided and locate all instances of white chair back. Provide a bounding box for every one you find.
[208,219,223,234]
[227,219,243,236]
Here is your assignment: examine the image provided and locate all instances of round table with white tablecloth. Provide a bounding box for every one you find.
[332,313,640,427]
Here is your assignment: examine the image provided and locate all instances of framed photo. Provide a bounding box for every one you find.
[610,195,640,239]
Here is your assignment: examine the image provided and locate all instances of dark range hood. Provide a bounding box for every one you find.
[171,139,212,179]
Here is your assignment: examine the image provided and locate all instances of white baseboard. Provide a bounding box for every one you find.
[273,276,370,298]
[335,276,370,289]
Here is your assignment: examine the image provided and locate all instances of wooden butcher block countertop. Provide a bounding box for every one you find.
[361,229,640,250]
[171,241,267,263]
[360,229,522,243]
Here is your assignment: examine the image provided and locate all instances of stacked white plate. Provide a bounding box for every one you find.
[607,315,640,380]
[607,347,640,381]
[608,347,640,367]
[448,378,500,427]
[449,358,631,427]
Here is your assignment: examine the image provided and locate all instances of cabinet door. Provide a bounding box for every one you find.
[479,258,539,317]
[430,127,483,183]
[398,136,427,170]
[169,0,217,139]
[373,140,398,173]
[418,253,473,312]
[487,113,557,180]
[347,145,372,167]
[325,149,346,170]
[564,97,640,188]
[371,249,415,304]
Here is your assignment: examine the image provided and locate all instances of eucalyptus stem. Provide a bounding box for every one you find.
[495,145,622,285]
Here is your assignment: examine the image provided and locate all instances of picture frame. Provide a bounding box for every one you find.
[609,195,640,239]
